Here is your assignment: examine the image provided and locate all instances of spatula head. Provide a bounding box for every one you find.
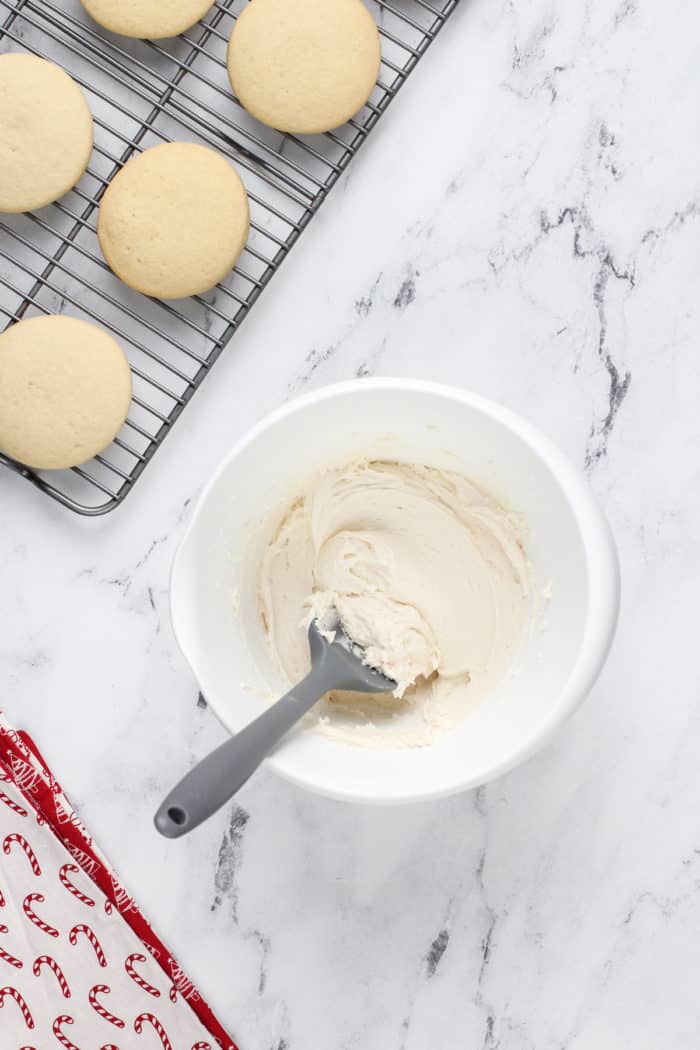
[308,619,397,695]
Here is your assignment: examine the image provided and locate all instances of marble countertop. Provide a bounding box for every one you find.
[2,0,700,1047]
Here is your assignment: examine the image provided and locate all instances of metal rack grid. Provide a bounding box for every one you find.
[0,0,459,514]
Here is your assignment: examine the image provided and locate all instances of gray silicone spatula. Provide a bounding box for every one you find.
[154,620,396,839]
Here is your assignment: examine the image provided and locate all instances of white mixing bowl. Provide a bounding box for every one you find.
[170,379,619,804]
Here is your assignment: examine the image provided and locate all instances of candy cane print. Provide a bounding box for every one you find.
[0,986,34,1028]
[0,925,23,969]
[69,923,107,966]
[100,1045,121,1050]
[67,844,99,878]
[104,899,113,915]
[52,1015,80,1050]
[89,985,125,1029]
[169,957,200,1002]
[59,863,96,908]
[33,955,71,998]
[0,945,23,968]
[23,894,59,938]
[192,1042,213,1049]
[0,790,27,817]
[134,1012,173,1050]
[125,953,161,998]
[3,833,41,876]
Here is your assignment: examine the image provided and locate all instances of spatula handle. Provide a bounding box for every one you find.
[154,666,328,839]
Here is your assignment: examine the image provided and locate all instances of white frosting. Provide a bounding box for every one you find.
[259,461,531,748]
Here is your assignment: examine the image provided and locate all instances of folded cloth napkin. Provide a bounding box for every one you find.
[0,715,237,1050]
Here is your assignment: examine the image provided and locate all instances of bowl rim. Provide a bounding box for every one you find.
[170,378,620,804]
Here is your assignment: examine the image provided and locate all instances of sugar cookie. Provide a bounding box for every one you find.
[97,142,250,299]
[227,0,381,134]
[79,0,213,39]
[0,315,132,470]
[0,53,93,214]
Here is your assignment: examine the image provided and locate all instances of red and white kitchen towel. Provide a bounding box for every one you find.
[0,714,237,1050]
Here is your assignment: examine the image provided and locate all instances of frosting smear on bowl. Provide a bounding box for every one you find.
[259,460,530,748]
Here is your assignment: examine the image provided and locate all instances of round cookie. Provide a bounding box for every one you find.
[97,142,250,299]
[227,0,381,134]
[0,53,93,214]
[79,0,213,39]
[0,315,132,470]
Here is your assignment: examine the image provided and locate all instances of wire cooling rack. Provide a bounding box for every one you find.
[0,0,459,514]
